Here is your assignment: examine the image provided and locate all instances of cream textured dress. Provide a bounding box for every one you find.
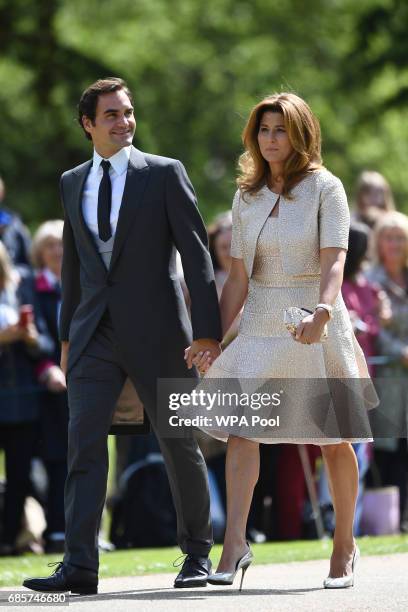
[194,169,378,445]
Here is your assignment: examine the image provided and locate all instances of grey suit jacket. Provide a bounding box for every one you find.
[59,146,222,383]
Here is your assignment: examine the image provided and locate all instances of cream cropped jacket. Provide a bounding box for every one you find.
[230,169,350,277]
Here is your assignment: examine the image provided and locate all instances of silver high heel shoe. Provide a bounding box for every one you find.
[323,545,360,589]
[208,543,253,591]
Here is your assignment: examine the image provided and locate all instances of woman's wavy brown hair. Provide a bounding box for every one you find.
[237,93,324,198]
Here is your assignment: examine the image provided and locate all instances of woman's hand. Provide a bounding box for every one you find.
[184,346,214,374]
[184,340,224,374]
[294,309,329,345]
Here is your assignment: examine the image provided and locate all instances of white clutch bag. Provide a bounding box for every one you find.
[283,307,328,342]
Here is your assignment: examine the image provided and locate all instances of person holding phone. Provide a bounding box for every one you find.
[0,242,54,555]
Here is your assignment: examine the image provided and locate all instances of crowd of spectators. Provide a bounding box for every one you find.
[0,169,407,557]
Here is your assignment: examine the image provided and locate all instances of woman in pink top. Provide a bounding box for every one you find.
[341,222,391,376]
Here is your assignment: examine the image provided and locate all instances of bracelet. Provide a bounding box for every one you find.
[315,303,333,320]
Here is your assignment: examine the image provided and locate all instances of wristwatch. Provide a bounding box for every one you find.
[315,303,333,320]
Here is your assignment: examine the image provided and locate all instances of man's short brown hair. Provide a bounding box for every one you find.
[78,77,134,140]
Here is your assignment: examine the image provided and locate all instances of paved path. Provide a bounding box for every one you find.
[2,553,407,611]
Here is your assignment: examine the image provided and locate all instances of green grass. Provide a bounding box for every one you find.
[0,535,407,587]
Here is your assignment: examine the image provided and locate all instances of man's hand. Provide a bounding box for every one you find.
[60,341,70,377]
[184,338,221,372]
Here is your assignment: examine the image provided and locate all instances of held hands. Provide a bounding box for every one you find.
[293,309,329,345]
[184,338,222,374]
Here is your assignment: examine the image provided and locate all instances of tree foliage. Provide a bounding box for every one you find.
[0,0,407,224]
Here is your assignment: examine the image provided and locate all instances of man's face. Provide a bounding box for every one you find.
[82,89,136,156]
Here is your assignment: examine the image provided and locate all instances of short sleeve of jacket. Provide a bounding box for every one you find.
[319,174,350,250]
[230,189,243,259]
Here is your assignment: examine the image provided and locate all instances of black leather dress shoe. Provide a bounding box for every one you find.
[174,555,212,588]
[23,562,98,595]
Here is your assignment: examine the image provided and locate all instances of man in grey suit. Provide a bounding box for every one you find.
[23,78,222,595]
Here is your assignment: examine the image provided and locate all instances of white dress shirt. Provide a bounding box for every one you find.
[82,145,131,240]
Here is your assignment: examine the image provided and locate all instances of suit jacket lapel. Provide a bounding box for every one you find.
[108,146,150,273]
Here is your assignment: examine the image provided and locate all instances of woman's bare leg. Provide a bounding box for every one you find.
[216,435,260,572]
[320,442,358,577]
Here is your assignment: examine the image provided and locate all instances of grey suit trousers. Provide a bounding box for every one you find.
[63,311,212,571]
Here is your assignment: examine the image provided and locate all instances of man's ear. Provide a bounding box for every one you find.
[82,115,93,136]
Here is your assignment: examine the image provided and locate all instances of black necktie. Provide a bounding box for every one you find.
[98,160,112,241]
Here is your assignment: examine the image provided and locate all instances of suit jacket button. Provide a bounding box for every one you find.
[107,279,113,287]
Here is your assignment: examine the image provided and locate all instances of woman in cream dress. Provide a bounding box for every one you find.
[186,93,377,590]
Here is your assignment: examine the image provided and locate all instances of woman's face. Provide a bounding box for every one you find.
[378,227,408,269]
[214,228,232,272]
[359,186,387,212]
[41,236,63,276]
[257,111,293,165]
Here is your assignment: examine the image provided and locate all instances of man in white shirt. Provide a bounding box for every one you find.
[23,77,222,595]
